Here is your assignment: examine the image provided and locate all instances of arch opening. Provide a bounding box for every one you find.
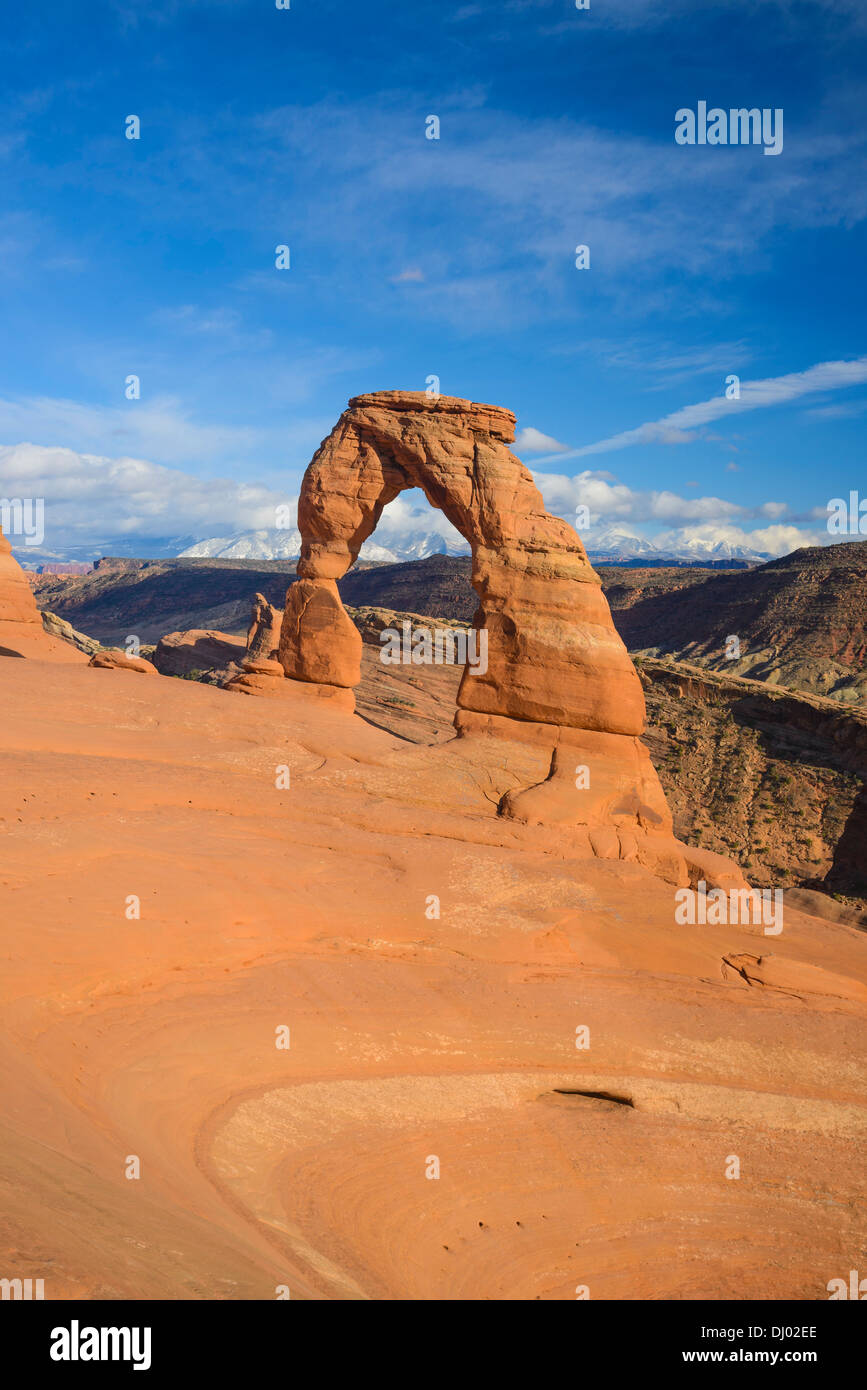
[279,389,648,738]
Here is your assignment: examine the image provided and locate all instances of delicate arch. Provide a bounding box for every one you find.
[280,390,646,736]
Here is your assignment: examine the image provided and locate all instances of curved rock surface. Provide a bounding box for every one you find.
[0,527,88,662]
[283,391,645,734]
[278,392,707,874]
[41,609,101,657]
[246,592,283,663]
[153,628,246,679]
[0,527,43,624]
[223,592,299,696]
[0,656,863,1300]
[89,649,158,675]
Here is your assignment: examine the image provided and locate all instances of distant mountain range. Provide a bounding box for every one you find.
[13,535,202,569]
[31,541,867,709]
[178,524,773,566]
[178,528,471,564]
[581,525,773,565]
[618,539,867,704]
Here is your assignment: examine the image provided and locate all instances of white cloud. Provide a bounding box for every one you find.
[0,395,260,469]
[514,426,570,453]
[375,492,466,549]
[533,468,747,525]
[0,442,291,548]
[651,522,826,557]
[561,337,754,392]
[0,392,335,476]
[533,357,867,462]
[530,467,825,557]
[0,438,826,564]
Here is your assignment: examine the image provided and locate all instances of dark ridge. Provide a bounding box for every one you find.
[553,1089,635,1108]
[616,539,867,668]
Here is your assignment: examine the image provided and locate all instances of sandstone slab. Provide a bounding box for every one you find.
[275,393,730,866]
[284,391,645,735]
[89,649,158,675]
[153,629,246,678]
[0,527,89,663]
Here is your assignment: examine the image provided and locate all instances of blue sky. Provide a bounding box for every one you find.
[1,0,866,558]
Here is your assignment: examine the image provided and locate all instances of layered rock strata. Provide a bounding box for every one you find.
[276,391,707,869]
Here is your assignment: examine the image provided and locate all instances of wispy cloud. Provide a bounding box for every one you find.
[558,337,754,391]
[533,357,867,462]
[0,438,823,562]
[498,0,867,36]
[0,441,291,549]
[0,393,333,472]
[649,521,826,557]
[390,268,426,284]
[515,426,569,453]
[44,92,867,334]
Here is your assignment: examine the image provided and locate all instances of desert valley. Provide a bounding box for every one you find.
[1,391,865,1304]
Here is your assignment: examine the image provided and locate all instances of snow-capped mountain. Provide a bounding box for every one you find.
[393,531,470,561]
[177,523,770,567]
[661,537,771,564]
[179,527,471,563]
[180,529,305,560]
[583,526,662,560]
[582,525,771,565]
[641,529,773,564]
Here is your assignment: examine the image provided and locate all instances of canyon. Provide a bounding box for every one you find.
[1,393,865,1302]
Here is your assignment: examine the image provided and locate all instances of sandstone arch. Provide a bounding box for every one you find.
[281,390,647,737]
[277,390,717,862]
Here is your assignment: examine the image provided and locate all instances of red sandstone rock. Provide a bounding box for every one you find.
[286,391,645,735]
[1,653,862,1302]
[278,391,678,862]
[0,526,42,624]
[224,666,355,708]
[222,593,288,694]
[279,577,361,689]
[89,649,158,675]
[0,527,88,663]
[222,588,357,705]
[222,595,286,696]
[498,738,673,835]
[246,592,283,662]
[722,952,867,1003]
[153,629,246,678]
